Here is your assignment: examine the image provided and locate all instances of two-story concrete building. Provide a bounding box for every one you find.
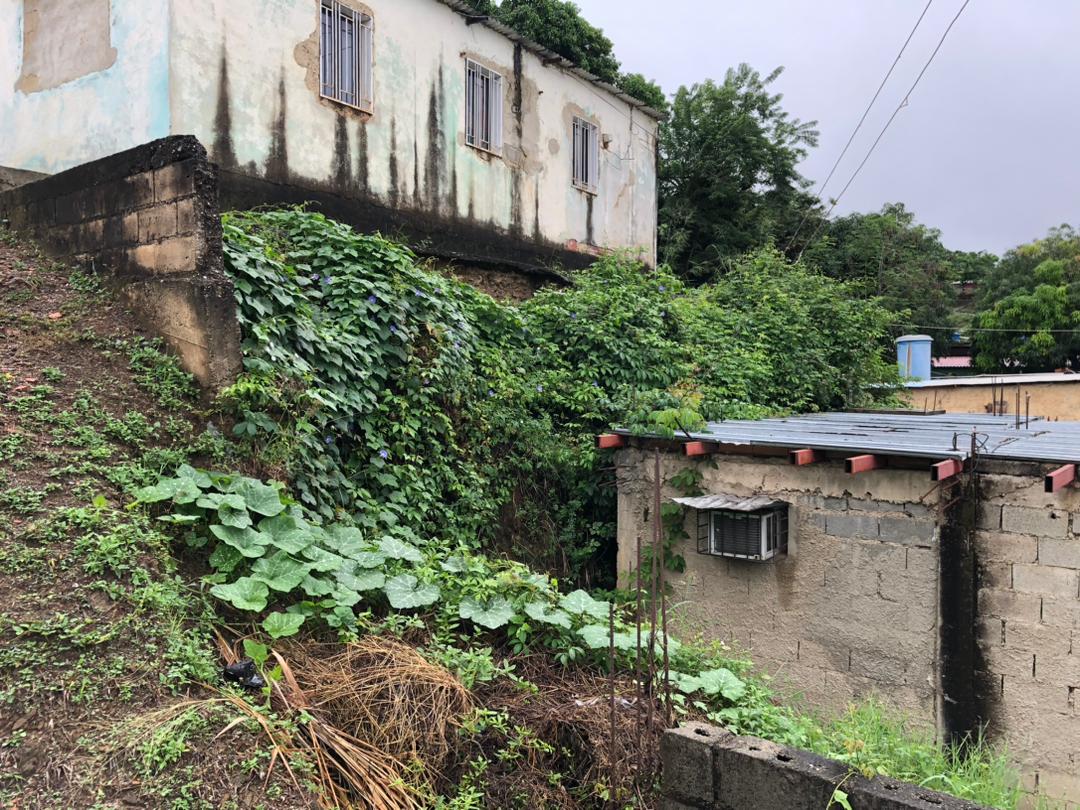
[1,0,661,290]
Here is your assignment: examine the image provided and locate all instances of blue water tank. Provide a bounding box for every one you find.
[896,335,933,381]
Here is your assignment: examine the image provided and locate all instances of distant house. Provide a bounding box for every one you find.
[904,372,1080,420]
[0,0,661,289]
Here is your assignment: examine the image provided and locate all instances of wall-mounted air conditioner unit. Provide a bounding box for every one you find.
[674,495,789,562]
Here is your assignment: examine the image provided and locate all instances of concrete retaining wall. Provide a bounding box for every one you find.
[661,722,989,810]
[0,136,241,391]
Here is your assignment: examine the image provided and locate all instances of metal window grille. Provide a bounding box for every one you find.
[465,59,503,154]
[320,1,374,113]
[572,117,599,193]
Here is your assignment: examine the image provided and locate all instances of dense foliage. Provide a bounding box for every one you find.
[220,209,899,582]
[972,225,1080,371]
[659,66,820,280]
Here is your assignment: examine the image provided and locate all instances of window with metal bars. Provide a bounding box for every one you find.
[572,117,600,193]
[320,1,374,113]
[695,506,788,561]
[465,59,504,154]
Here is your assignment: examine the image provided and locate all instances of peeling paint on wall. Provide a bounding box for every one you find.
[17,0,117,93]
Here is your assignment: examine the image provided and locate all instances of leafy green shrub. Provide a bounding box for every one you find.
[220,209,898,583]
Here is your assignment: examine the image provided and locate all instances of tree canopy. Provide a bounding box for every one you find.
[971,226,1080,372]
[658,65,820,281]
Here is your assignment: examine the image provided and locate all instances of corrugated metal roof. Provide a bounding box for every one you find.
[434,0,665,121]
[907,373,1080,388]
[616,412,1080,464]
[673,494,784,512]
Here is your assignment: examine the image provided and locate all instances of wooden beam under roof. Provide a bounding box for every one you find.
[931,458,964,482]
[596,433,626,449]
[789,448,824,466]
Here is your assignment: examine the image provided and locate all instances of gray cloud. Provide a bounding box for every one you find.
[578,0,1080,255]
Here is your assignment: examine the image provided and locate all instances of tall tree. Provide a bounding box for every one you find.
[658,65,820,281]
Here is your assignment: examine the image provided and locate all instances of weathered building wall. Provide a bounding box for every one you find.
[615,448,943,727]
[167,0,658,271]
[0,136,242,391]
[616,447,1080,806]
[975,466,1080,806]
[661,722,990,810]
[0,0,171,174]
[903,381,1080,421]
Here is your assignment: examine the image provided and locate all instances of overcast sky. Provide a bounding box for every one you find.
[578,0,1080,256]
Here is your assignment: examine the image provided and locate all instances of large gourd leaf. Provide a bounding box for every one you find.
[524,601,572,629]
[560,589,610,621]
[378,536,424,563]
[250,550,311,592]
[459,596,515,629]
[383,574,440,609]
[210,525,272,558]
[227,477,287,517]
[262,611,306,639]
[210,576,269,611]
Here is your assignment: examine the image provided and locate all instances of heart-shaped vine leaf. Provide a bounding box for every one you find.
[337,568,385,592]
[378,536,424,563]
[524,601,572,630]
[250,550,311,592]
[227,477,286,517]
[578,624,638,651]
[459,596,515,629]
[210,576,269,611]
[384,574,439,609]
[210,525,272,558]
[262,611,306,639]
[560,589,610,621]
[209,543,243,574]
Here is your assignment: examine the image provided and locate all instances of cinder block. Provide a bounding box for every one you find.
[824,512,878,540]
[980,562,1013,590]
[1013,563,1078,597]
[1039,537,1080,569]
[1002,505,1068,538]
[1005,619,1072,658]
[978,587,1042,622]
[978,503,1003,530]
[848,497,903,514]
[121,170,154,210]
[138,203,178,242]
[878,516,936,547]
[176,197,198,235]
[979,531,1038,563]
[1039,771,1080,805]
[660,722,722,804]
[1042,597,1080,629]
[154,159,197,202]
[127,235,198,275]
[904,501,935,519]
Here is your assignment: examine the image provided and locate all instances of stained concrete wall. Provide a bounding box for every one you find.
[975,466,1080,806]
[615,448,943,728]
[168,0,659,272]
[661,722,990,810]
[0,0,171,174]
[903,381,1080,421]
[0,136,242,391]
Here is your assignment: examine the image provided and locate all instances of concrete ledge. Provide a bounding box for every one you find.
[0,136,240,391]
[662,723,992,810]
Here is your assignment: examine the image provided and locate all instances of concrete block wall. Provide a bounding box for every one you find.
[661,722,990,810]
[615,449,942,727]
[0,136,241,391]
[975,468,1080,806]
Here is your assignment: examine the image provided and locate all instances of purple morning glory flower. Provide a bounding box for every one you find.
[453,340,462,349]
[414,289,424,298]
[536,384,544,392]
[324,436,333,445]
[659,284,666,292]
[368,295,377,304]
[322,276,332,284]
[310,273,320,281]
[378,449,389,459]
[390,324,398,334]
[571,312,578,319]
[488,389,495,397]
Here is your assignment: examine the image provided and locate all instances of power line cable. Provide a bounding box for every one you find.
[796,0,972,259]
[785,0,935,252]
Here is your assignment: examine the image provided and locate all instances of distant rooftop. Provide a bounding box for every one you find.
[616,411,1080,464]
[907,372,1080,389]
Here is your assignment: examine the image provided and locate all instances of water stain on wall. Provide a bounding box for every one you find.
[213,46,238,169]
[388,116,400,207]
[266,68,289,182]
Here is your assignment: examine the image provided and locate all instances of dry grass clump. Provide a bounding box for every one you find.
[287,637,473,775]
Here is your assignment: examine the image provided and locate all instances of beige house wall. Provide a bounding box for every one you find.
[615,447,1080,807]
[903,381,1080,421]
